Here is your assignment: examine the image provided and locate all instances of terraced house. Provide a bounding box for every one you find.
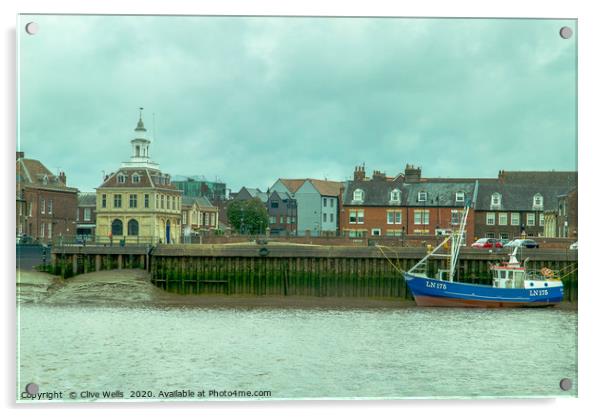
[16,151,78,242]
[473,171,577,240]
[403,180,477,241]
[95,114,182,244]
[271,178,342,237]
[340,166,404,238]
[340,165,477,241]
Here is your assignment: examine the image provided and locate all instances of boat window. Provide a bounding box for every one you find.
[507,271,513,279]
[498,270,506,279]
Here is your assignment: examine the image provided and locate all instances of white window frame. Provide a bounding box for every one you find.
[390,189,401,203]
[84,208,91,221]
[533,193,543,209]
[40,198,45,214]
[527,213,535,226]
[451,209,461,225]
[486,212,495,225]
[48,222,52,239]
[491,193,501,207]
[498,213,508,226]
[539,213,545,227]
[357,209,364,224]
[371,228,381,236]
[387,211,394,224]
[455,192,465,203]
[352,189,364,202]
[48,200,53,214]
[418,191,427,202]
[511,212,520,226]
[132,174,140,184]
[414,209,429,225]
[117,174,126,184]
[40,222,45,238]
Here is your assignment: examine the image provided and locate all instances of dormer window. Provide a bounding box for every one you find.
[491,192,501,207]
[117,174,126,184]
[418,191,427,202]
[455,192,465,203]
[132,174,140,183]
[352,189,365,203]
[533,193,543,209]
[390,189,401,203]
[42,175,48,185]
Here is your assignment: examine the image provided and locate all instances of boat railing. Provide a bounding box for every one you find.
[526,268,559,280]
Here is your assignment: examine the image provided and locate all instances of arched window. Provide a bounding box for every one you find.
[111,219,123,236]
[352,189,365,202]
[390,189,401,203]
[127,219,139,236]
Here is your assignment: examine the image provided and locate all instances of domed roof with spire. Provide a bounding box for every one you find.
[121,107,159,169]
[135,117,147,132]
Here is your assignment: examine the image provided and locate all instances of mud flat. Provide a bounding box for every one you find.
[15,268,576,310]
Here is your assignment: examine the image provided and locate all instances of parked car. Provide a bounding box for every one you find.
[471,238,504,249]
[500,238,511,246]
[504,239,539,249]
[569,241,578,250]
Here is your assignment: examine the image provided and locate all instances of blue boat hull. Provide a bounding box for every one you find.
[403,273,564,308]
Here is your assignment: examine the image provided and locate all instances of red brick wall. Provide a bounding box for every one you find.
[23,188,78,242]
[474,211,544,240]
[339,206,405,237]
[405,207,475,242]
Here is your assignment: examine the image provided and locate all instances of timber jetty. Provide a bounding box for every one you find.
[47,243,578,301]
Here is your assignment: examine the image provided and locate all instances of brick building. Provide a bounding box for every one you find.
[474,171,577,240]
[16,152,79,243]
[76,192,97,241]
[340,165,477,242]
[403,180,477,242]
[340,166,405,238]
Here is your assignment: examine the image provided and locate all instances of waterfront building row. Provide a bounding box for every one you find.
[16,112,577,245]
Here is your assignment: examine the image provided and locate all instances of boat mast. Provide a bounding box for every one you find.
[448,203,470,282]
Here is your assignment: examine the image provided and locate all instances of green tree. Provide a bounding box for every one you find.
[227,198,269,235]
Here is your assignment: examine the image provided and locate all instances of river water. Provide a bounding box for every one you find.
[16,270,577,401]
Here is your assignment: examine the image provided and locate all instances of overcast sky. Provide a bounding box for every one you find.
[18,15,577,192]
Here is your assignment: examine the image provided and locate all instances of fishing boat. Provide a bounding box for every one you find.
[401,204,564,308]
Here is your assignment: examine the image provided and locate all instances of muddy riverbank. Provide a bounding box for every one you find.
[16,269,577,310]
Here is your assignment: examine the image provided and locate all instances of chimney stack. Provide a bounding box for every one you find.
[404,164,422,182]
[353,164,366,181]
[372,170,386,181]
[58,171,67,185]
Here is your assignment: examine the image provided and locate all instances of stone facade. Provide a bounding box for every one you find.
[181,196,219,241]
[95,114,182,244]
